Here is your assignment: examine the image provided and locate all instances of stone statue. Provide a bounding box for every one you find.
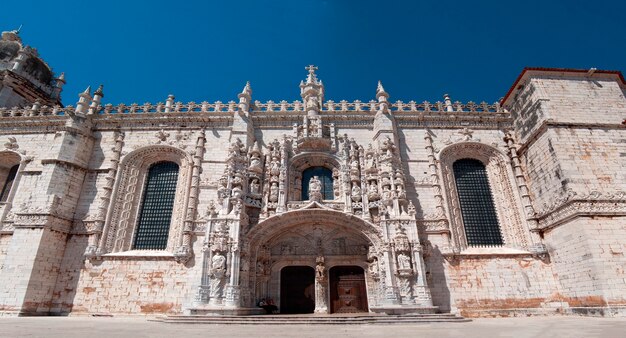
[316,260,325,280]
[365,153,375,169]
[397,253,411,270]
[231,185,242,199]
[351,183,362,202]
[249,154,262,172]
[211,253,226,275]
[249,179,260,194]
[209,252,227,299]
[269,182,279,202]
[309,176,322,201]
[369,259,379,277]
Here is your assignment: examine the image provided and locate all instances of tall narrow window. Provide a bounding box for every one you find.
[133,161,179,250]
[302,166,333,200]
[0,164,19,203]
[453,159,503,246]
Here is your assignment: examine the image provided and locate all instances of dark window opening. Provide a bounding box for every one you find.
[301,166,333,200]
[0,164,19,203]
[133,161,179,250]
[453,159,503,246]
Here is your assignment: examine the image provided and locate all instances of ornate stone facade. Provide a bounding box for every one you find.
[0,31,625,317]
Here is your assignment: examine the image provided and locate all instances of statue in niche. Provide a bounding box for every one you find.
[369,259,379,277]
[231,185,243,199]
[270,157,280,177]
[350,156,359,171]
[249,153,262,172]
[209,252,227,298]
[212,253,226,274]
[368,182,378,194]
[309,116,320,135]
[365,153,375,170]
[351,183,362,202]
[269,182,279,202]
[315,259,326,280]
[306,96,319,111]
[256,260,267,276]
[396,184,406,199]
[309,176,322,201]
[397,253,411,270]
[382,185,392,200]
[249,179,260,195]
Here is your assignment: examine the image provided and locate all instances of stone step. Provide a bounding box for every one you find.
[153,314,470,325]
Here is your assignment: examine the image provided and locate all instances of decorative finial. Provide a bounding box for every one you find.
[94,84,104,98]
[241,81,252,96]
[443,93,453,112]
[305,64,318,74]
[16,24,22,33]
[57,72,66,83]
[83,86,91,95]
[376,80,389,100]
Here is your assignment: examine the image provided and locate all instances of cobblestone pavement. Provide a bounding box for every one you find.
[0,316,625,338]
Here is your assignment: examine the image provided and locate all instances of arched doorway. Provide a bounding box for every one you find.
[329,266,368,313]
[280,266,315,314]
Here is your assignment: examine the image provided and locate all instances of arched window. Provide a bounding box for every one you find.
[0,164,19,203]
[301,166,333,200]
[133,161,180,250]
[452,158,503,246]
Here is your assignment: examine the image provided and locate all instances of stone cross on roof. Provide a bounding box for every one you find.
[306,65,318,74]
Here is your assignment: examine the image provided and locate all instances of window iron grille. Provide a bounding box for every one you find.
[452,159,503,246]
[133,161,179,250]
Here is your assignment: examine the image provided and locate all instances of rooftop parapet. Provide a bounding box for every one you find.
[0,99,504,118]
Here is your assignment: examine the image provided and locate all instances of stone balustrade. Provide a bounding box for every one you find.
[0,99,505,118]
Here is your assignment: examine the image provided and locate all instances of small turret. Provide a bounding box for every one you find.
[88,84,104,114]
[300,65,325,117]
[376,81,390,112]
[75,86,92,115]
[238,81,252,112]
[443,93,453,112]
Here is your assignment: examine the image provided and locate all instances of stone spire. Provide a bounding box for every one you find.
[300,65,325,117]
[238,81,252,112]
[376,81,390,112]
[88,85,104,115]
[75,86,92,115]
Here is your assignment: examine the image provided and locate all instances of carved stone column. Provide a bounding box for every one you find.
[410,240,433,306]
[314,256,329,313]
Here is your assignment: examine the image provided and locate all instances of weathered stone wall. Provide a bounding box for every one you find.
[543,217,626,307]
[0,228,68,314]
[427,253,559,317]
[52,235,204,315]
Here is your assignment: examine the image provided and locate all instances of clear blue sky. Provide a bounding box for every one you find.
[3,0,625,105]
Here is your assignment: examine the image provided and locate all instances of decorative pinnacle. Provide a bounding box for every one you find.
[376,80,389,100]
[94,84,104,98]
[241,81,252,96]
[81,85,91,96]
[57,72,66,83]
[305,64,319,84]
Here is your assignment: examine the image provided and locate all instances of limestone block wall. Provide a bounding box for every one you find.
[0,234,11,274]
[52,235,205,315]
[532,76,625,125]
[543,217,626,307]
[0,228,68,314]
[426,253,559,317]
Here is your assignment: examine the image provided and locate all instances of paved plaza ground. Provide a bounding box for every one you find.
[0,316,625,338]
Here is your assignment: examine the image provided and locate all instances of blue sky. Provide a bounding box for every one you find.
[3,0,625,105]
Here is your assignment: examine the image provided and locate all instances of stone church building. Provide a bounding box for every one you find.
[0,29,625,317]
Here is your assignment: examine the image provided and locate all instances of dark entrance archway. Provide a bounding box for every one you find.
[329,266,368,313]
[280,266,315,314]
